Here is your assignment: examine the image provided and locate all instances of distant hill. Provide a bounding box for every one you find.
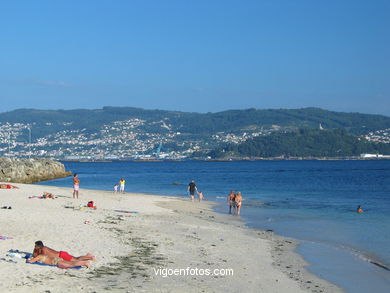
[208,128,390,158]
[1,107,390,137]
[1,107,390,159]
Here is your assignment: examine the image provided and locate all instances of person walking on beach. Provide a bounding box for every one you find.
[73,173,80,199]
[227,190,236,214]
[198,191,204,202]
[188,180,198,202]
[235,191,243,216]
[119,178,126,193]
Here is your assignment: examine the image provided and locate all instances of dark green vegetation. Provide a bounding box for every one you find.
[1,106,390,137]
[209,129,390,158]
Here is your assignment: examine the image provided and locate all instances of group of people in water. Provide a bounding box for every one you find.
[27,240,95,268]
[227,190,243,216]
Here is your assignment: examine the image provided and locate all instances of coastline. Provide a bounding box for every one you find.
[212,201,390,293]
[0,183,342,292]
[59,156,390,163]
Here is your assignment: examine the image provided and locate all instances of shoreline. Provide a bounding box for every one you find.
[213,198,390,269]
[157,199,343,293]
[36,178,390,292]
[0,183,342,292]
[212,199,390,293]
[57,157,390,163]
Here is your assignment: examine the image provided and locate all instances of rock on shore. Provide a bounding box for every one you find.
[0,158,71,183]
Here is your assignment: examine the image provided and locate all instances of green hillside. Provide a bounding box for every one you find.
[1,107,390,138]
[209,129,390,158]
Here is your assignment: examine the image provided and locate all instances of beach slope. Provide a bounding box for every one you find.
[0,184,341,292]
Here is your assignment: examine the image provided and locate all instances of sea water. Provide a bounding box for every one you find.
[39,160,390,292]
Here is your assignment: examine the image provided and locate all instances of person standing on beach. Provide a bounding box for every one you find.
[188,180,198,202]
[119,178,126,193]
[227,190,236,214]
[73,173,80,199]
[235,191,243,216]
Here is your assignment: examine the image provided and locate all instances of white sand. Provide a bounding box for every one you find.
[0,183,342,293]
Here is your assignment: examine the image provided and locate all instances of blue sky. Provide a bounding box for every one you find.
[0,0,389,115]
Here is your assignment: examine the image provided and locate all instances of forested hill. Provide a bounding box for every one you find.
[208,129,390,158]
[1,107,390,137]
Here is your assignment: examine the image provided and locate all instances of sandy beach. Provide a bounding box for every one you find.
[0,183,342,293]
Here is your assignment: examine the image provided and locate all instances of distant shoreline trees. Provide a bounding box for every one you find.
[208,128,390,158]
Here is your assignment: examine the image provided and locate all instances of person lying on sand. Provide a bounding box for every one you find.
[33,241,96,262]
[27,254,90,268]
[42,192,57,199]
[0,184,18,189]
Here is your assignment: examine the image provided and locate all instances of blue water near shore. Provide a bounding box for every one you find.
[38,160,390,292]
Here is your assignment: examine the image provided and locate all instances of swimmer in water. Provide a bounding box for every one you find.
[357,205,363,213]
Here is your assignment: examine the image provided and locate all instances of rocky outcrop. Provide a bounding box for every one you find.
[0,158,71,184]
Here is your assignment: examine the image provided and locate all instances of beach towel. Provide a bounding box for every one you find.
[8,249,31,257]
[6,252,25,258]
[113,210,139,214]
[1,250,27,264]
[0,236,13,240]
[27,262,83,269]
[23,252,83,269]
[28,196,44,199]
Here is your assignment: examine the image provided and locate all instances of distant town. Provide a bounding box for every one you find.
[0,118,272,160]
[1,118,390,161]
[2,105,390,161]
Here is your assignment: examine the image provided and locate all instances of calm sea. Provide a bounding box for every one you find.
[38,160,390,292]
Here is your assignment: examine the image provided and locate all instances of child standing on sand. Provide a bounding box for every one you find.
[198,191,204,202]
[113,184,119,193]
[73,173,80,199]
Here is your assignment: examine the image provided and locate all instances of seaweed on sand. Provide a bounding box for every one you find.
[89,237,166,280]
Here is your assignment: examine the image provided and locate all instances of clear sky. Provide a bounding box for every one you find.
[0,0,389,115]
